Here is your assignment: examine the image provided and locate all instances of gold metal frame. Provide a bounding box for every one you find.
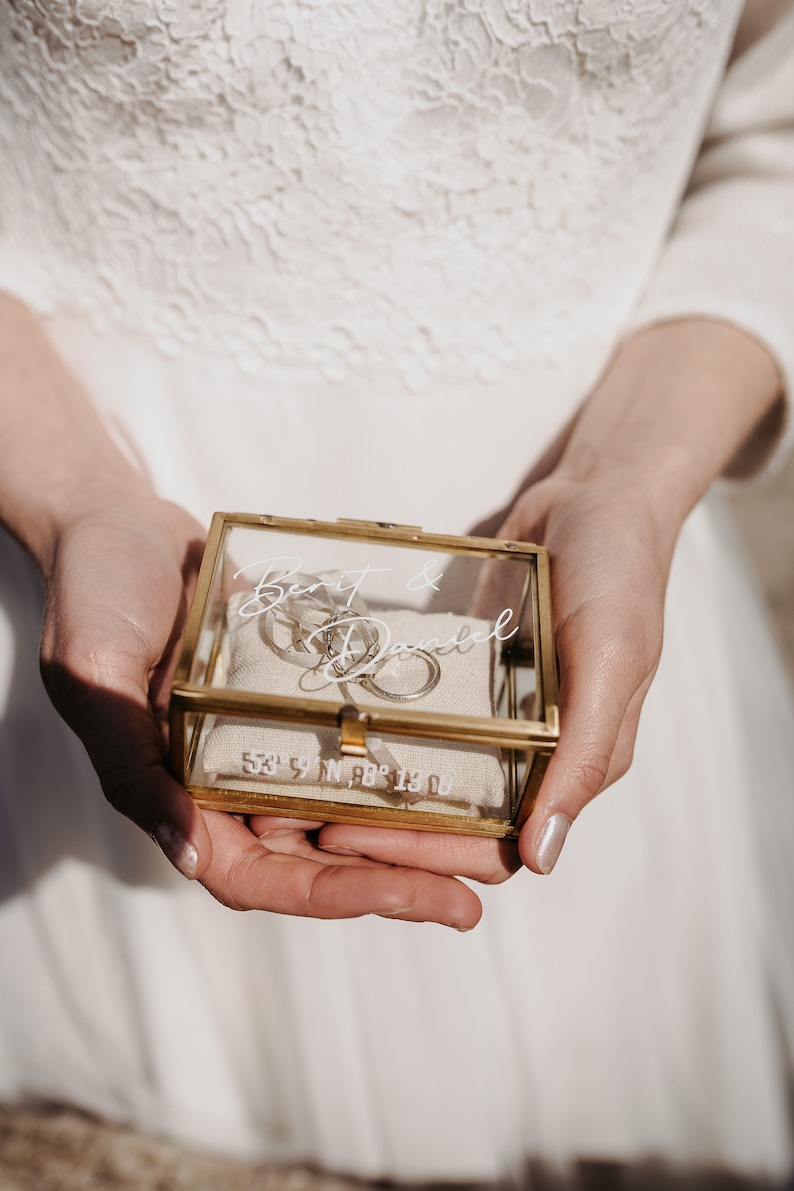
[169,513,559,837]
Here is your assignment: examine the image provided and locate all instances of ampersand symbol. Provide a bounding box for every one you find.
[406,558,445,592]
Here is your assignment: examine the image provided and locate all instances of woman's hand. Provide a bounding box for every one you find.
[2,297,782,920]
[320,473,669,881]
[319,318,784,880]
[37,493,481,926]
[491,470,669,871]
[0,295,480,926]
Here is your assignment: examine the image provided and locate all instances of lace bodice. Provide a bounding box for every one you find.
[0,1,742,389]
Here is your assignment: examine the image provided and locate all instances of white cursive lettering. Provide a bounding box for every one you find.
[234,555,392,615]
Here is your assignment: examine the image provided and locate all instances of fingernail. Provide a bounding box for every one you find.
[534,813,572,875]
[153,824,198,880]
[322,844,362,857]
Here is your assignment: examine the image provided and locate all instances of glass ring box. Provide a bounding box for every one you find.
[169,514,559,838]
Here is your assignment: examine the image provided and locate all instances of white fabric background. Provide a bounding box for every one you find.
[0,0,793,1181]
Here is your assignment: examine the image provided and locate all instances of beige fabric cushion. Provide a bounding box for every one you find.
[202,599,507,813]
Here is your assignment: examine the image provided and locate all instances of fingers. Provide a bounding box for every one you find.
[37,504,217,881]
[48,668,214,880]
[518,609,658,875]
[318,823,520,885]
[201,813,483,927]
[48,664,484,926]
[493,481,667,876]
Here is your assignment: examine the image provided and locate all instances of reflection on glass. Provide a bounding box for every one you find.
[171,516,557,836]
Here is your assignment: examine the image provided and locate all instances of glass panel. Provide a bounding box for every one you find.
[179,519,543,831]
[187,715,514,821]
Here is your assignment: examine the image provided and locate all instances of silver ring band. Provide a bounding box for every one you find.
[324,612,381,679]
[360,649,441,702]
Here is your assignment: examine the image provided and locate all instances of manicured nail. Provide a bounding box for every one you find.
[534,813,572,875]
[153,824,198,880]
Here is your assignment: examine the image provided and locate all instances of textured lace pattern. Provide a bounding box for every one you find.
[0,0,740,389]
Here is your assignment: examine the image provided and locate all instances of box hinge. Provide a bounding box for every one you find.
[337,705,370,757]
[335,517,423,533]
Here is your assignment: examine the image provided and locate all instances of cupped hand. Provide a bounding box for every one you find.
[320,469,671,880]
[38,494,481,927]
[320,319,783,889]
[497,470,669,871]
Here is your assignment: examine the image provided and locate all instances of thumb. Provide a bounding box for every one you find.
[43,657,213,881]
[518,623,654,876]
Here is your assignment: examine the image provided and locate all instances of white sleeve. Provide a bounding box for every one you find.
[626,0,794,473]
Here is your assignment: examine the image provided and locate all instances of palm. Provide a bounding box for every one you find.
[39,495,481,926]
[320,474,669,878]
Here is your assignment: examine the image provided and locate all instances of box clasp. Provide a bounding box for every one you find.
[337,705,370,757]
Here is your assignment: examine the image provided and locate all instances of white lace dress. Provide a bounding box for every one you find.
[1,0,794,1181]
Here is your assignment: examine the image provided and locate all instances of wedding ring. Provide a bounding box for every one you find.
[360,649,441,702]
[275,588,444,701]
[324,612,381,679]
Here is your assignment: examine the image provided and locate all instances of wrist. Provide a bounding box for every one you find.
[0,294,156,577]
[34,477,160,581]
[3,446,155,581]
[554,318,783,536]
